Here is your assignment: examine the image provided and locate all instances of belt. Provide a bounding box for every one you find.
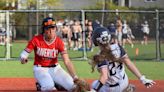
[36,64,58,67]
[109,83,119,87]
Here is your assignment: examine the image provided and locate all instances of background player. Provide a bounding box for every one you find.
[141,21,150,45]
[90,27,155,92]
[19,17,79,91]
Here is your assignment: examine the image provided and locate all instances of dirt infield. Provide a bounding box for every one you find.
[0,78,163,92]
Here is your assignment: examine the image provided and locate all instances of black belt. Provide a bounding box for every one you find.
[109,83,119,87]
[36,64,57,67]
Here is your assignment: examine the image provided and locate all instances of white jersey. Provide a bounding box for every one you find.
[96,43,128,92]
[142,24,150,34]
[122,24,128,34]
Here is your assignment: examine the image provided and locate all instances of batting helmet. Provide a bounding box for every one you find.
[42,17,56,32]
[92,27,111,46]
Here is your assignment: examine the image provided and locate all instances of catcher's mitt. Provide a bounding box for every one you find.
[73,78,90,92]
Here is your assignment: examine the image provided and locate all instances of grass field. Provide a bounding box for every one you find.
[0,60,164,80]
[0,41,164,59]
[0,42,164,80]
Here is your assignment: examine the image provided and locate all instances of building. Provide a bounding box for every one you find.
[3,0,164,10]
[17,0,100,10]
[114,0,164,8]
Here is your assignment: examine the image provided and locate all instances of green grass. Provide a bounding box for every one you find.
[0,60,164,80]
[0,42,164,80]
[0,42,164,60]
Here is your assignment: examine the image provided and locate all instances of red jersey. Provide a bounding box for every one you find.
[25,34,66,66]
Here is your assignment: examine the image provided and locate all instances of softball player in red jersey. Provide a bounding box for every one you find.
[91,27,155,92]
[20,17,78,91]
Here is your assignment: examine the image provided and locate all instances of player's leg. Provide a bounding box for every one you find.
[119,74,129,92]
[33,66,56,91]
[107,74,128,92]
[51,64,75,91]
[92,74,129,92]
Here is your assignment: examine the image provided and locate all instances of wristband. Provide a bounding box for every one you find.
[20,50,29,58]
[94,80,103,91]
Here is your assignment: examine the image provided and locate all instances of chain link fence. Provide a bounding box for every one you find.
[0,10,163,61]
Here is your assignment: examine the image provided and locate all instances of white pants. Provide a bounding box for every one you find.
[33,64,74,91]
[92,74,129,92]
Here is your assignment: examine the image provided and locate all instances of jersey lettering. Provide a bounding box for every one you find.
[108,62,123,76]
[109,62,116,75]
[37,47,58,58]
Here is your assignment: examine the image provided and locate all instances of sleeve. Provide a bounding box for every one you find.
[97,60,108,69]
[25,37,36,53]
[118,44,127,58]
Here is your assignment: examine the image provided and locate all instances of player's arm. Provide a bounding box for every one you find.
[61,52,77,80]
[19,38,35,64]
[119,44,155,88]
[123,56,156,88]
[93,61,108,91]
[20,49,30,64]
[99,66,108,84]
[123,56,142,79]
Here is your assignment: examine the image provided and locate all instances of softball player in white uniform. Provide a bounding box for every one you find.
[91,27,155,92]
[92,43,129,92]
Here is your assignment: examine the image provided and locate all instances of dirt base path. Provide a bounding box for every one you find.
[0,78,163,92]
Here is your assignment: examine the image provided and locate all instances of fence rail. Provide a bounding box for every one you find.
[0,9,164,61]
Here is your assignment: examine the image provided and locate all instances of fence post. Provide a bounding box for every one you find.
[81,10,87,60]
[155,9,160,61]
[5,11,10,60]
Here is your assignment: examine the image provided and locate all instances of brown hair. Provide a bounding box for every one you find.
[90,44,118,72]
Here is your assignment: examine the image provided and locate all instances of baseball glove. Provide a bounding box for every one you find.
[73,78,90,92]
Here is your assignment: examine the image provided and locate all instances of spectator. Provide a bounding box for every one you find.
[0,27,6,45]
[116,16,123,45]
[141,21,150,45]
[122,20,134,48]
[107,23,117,43]
[71,20,82,50]
[86,20,93,51]
[61,22,72,49]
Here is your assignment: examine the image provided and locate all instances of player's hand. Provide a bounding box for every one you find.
[20,57,28,64]
[140,75,156,88]
[73,78,90,92]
